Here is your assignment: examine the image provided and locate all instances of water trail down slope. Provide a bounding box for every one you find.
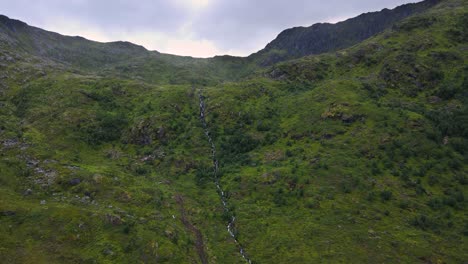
[198,91,252,264]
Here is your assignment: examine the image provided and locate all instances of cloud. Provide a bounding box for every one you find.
[0,0,417,57]
[174,0,213,10]
[38,16,223,57]
[2,0,190,33]
[111,31,227,58]
[190,0,418,53]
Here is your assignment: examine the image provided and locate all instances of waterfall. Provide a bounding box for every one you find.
[198,92,252,264]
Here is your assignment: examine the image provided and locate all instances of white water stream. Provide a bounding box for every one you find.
[199,92,252,264]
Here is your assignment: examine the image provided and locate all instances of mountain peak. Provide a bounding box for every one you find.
[254,0,441,65]
[0,14,28,31]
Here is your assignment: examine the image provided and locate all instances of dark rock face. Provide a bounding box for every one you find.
[125,117,168,146]
[23,189,33,196]
[0,15,27,31]
[268,69,287,80]
[254,0,440,65]
[69,178,81,186]
[105,214,122,226]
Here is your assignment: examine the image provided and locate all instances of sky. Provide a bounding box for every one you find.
[0,0,417,57]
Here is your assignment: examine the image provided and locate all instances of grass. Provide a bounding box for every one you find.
[0,0,467,263]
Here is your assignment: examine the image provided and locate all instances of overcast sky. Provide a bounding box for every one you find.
[0,0,417,57]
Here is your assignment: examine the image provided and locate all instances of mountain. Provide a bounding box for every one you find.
[0,0,467,263]
[252,0,441,65]
[0,14,149,66]
[0,0,442,80]
[0,15,253,85]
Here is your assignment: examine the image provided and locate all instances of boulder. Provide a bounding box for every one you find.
[69,178,81,186]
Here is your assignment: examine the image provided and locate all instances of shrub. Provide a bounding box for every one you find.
[454,173,468,185]
[134,166,149,175]
[256,121,272,132]
[366,191,377,202]
[395,16,436,31]
[195,165,212,187]
[80,111,128,144]
[380,190,393,201]
[411,214,437,231]
[305,198,320,209]
[447,13,468,43]
[428,175,438,186]
[219,133,259,163]
[436,82,462,100]
[273,188,287,206]
[427,198,444,210]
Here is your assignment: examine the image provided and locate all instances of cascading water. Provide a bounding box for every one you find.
[198,92,252,264]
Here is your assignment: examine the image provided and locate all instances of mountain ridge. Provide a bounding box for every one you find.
[0,0,441,67]
[0,0,443,86]
[252,0,441,65]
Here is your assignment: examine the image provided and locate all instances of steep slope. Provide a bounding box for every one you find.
[251,0,441,65]
[0,0,467,263]
[202,1,467,262]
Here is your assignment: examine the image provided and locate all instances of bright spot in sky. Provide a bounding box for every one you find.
[177,0,212,10]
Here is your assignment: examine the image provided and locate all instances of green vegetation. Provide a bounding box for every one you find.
[0,0,467,263]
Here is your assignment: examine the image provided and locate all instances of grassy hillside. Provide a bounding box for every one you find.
[0,0,467,263]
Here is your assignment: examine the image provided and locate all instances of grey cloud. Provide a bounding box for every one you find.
[191,0,416,53]
[1,0,190,33]
[0,0,417,56]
